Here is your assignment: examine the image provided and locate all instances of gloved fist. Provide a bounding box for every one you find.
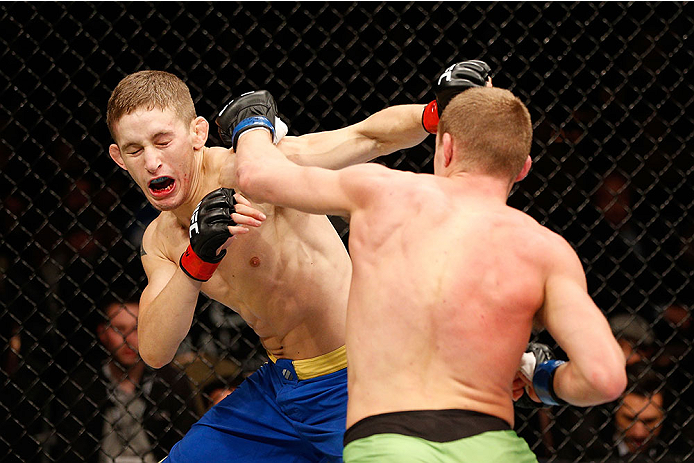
[422,60,492,133]
[179,188,237,281]
[216,90,287,150]
[435,60,491,114]
[515,342,563,408]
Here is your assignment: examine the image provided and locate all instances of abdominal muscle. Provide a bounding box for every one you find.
[198,210,351,360]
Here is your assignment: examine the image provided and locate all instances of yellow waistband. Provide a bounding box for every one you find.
[268,345,347,380]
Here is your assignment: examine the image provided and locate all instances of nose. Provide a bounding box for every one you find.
[630,421,650,439]
[127,330,139,350]
[143,147,162,173]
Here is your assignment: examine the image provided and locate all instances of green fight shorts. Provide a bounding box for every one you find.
[343,409,538,463]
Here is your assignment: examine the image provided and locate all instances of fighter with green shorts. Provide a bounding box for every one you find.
[343,410,537,463]
[226,60,627,463]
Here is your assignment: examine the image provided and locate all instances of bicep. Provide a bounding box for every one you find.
[238,132,395,217]
[262,163,384,217]
[541,241,617,362]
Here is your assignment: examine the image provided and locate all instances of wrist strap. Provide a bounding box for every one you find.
[232,116,275,150]
[422,100,439,134]
[179,245,220,282]
[533,360,567,406]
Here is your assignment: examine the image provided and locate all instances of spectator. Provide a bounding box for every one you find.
[652,302,692,372]
[611,363,669,459]
[587,173,650,313]
[200,373,250,412]
[652,302,694,453]
[543,314,657,461]
[51,298,198,462]
[553,362,689,462]
[609,313,656,366]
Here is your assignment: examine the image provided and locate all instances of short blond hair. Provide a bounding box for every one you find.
[106,70,196,139]
[438,87,532,181]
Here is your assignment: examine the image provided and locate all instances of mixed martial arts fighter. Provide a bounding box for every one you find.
[106,65,486,462]
[224,83,628,461]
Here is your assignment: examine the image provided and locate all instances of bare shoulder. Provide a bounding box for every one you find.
[345,163,415,200]
[204,146,233,171]
[349,162,397,179]
[507,211,582,268]
[527,218,585,278]
[140,212,185,261]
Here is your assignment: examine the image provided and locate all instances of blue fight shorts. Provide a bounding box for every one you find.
[165,346,348,463]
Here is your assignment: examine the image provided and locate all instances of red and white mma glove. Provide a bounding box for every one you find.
[179,188,237,282]
[422,60,492,134]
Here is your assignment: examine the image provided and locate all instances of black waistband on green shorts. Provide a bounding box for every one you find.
[343,409,511,446]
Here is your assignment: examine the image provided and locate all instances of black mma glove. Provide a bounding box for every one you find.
[422,60,492,134]
[515,342,566,408]
[216,90,279,150]
[179,188,237,282]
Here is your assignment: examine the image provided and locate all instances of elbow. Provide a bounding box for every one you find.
[236,161,253,195]
[140,348,172,369]
[236,161,265,203]
[588,363,627,404]
[138,337,174,369]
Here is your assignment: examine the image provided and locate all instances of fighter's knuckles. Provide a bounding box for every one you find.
[216,90,278,150]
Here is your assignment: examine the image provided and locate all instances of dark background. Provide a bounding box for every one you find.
[1,2,692,462]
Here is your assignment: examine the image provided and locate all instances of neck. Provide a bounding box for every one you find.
[444,171,512,203]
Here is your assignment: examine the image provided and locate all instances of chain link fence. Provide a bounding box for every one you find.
[1,2,692,462]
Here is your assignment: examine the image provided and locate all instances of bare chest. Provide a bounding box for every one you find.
[161,212,349,329]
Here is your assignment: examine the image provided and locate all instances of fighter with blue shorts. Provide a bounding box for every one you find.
[106,69,441,462]
[167,347,347,462]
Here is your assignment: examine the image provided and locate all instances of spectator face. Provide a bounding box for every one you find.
[615,391,664,454]
[617,339,651,366]
[99,302,140,367]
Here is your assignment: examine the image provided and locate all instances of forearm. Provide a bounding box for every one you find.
[282,104,429,169]
[351,104,429,157]
[553,351,626,406]
[547,316,627,406]
[540,252,627,407]
[138,270,202,368]
[236,130,295,204]
[236,130,358,216]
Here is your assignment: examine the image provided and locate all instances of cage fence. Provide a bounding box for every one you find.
[1,2,693,462]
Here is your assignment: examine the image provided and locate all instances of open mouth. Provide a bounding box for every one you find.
[148,176,175,195]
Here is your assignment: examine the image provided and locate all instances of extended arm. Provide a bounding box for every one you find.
[234,130,382,216]
[276,104,428,169]
[535,237,627,406]
[217,94,428,170]
[216,61,492,170]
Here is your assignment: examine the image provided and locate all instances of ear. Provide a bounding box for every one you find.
[192,116,209,150]
[109,144,127,170]
[514,155,532,183]
[442,132,455,168]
